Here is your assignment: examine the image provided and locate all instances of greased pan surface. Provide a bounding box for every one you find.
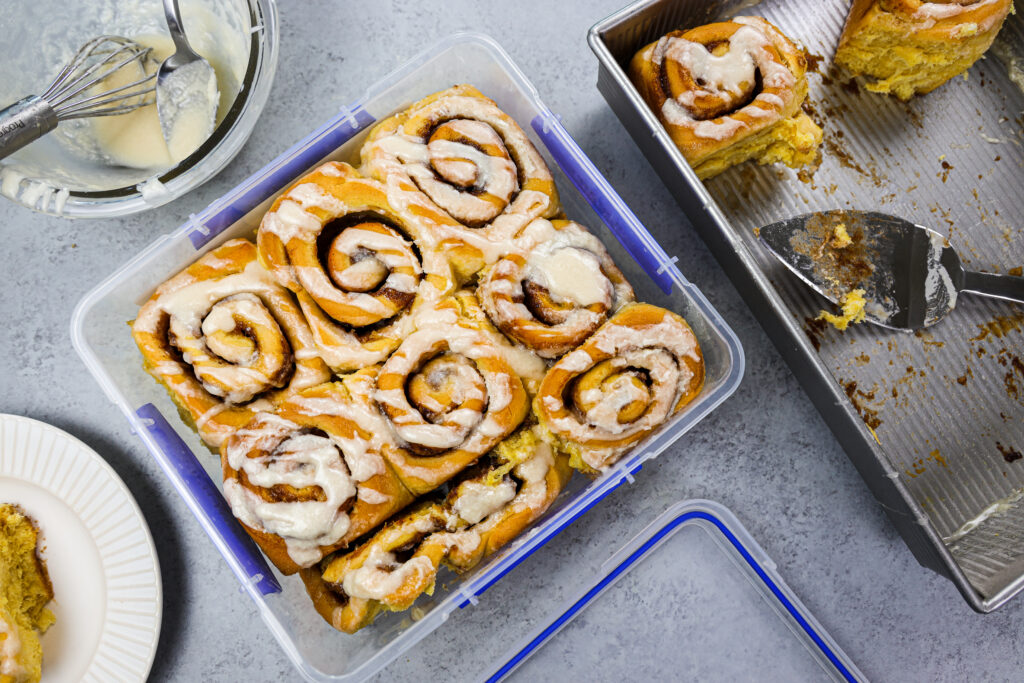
[591,0,1024,611]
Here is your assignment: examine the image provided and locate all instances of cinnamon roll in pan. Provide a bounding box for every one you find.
[350,296,532,496]
[132,239,331,449]
[629,16,823,179]
[305,503,450,634]
[437,426,573,573]
[835,0,1013,100]
[303,428,571,633]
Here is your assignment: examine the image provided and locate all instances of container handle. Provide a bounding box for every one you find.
[136,403,281,595]
[530,111,678,295]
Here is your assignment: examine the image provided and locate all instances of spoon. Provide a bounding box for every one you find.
[155,0,218,162]
[758,210,1024,331]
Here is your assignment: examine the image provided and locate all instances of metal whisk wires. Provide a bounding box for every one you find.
[43,36,157,119]
[0,35,157,160]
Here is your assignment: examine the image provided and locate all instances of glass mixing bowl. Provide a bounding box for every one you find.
[0,0,279,218]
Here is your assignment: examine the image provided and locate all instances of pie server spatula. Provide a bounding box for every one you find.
[757,210,1024,331]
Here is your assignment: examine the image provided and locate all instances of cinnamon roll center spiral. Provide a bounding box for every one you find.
[224,420,359,563]
[406,354,487,425]
[662,28,767,120]
[182,292,294,404]
[247,432,345,504]
[312,218,423,327]
[377,333,496,455]
[570,359,655,427]
[421,119,519,226]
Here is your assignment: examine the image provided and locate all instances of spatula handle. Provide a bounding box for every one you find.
[962,270,1024,305]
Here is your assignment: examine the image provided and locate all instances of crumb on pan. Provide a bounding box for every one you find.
[818,288,867,331]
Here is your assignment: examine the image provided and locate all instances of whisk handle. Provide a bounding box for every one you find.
[0,96,58,161]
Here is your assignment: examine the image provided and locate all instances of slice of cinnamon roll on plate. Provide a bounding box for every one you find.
[360,84,561,281]
[835,0,1013,100]
[629,16,823,180]
[257,161,456,373]
[132,239,331,449]
[535,303,704,472]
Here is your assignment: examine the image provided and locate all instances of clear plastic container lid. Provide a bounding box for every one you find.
[487,500,864,682]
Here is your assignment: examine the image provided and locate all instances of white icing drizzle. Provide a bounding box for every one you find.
[913,0,998,21]
[655,20,797,139]
[0,616,25,679]
[542,314,700,470]
[224,430,357,566]
[341,547,435,602]
[527,248,609,307]
[452,479,517,525]
[357,486,390,505]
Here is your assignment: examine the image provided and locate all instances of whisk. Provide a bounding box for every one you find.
[0,36,157,160]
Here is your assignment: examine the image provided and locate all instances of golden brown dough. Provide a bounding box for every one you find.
[835,0,1013,100]
[629,16,822,179]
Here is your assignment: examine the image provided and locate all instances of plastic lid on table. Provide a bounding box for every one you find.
[486,500,864,682]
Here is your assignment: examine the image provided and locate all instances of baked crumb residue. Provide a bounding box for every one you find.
[817,288,867,331]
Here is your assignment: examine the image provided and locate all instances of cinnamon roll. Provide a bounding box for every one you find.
[257,161,456,373]
[132,239,331,449]
[437,426,573,572]
[360,84,560,280]
[305,503,449,634]
[302,429,572,633]
[347,299,532,495]
[221,378,415,575]
[478,219,635,359]
[535,304,704,471]
[629,16,823,180]
[836,0,1013,100]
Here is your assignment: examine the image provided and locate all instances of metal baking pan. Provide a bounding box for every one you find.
[589,0,1024,612]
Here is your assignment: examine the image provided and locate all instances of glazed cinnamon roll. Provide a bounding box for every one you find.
[361,84,560,280]
[438,426,573,572]
[304,503,449,633]
[132,239,331,449]
[478,219,634,358]
[302,429,572,633]
[535,304,704,471]
[629,16,823,180]
[221,380,415,575]
[836,0,1012,100]
[257,161,456,373]
[350,299,533,495]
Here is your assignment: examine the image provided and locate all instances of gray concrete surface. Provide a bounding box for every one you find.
[2,1,1022,681]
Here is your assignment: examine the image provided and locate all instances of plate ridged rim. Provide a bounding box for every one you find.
[0,414,162,683]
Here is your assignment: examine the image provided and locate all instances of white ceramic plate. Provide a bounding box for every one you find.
[0,414,162,682]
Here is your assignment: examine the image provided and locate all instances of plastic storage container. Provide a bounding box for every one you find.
[487,500,864,682]
[72,33,744,681]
